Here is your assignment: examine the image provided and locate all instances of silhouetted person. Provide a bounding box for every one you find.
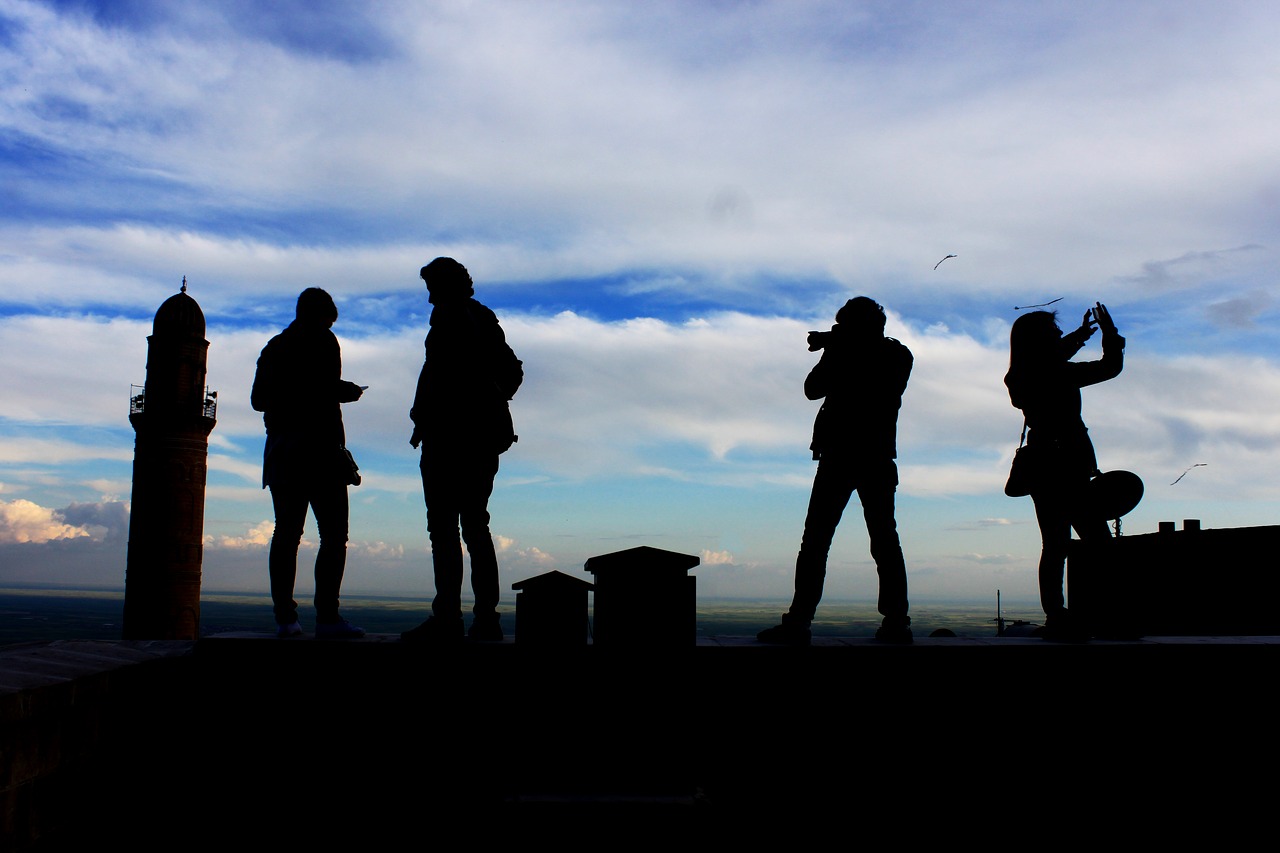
[1004,303,1123,642]
[251,288,365,638]
[758,297,913,645]
[401,258,522,643]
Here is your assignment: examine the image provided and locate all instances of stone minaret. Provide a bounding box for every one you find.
[123,279,217,640]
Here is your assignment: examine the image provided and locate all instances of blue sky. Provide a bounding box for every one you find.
[3,0,1279,609]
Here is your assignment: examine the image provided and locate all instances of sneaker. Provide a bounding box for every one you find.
[276,621,303,638]
[756,623,811,646]
[468,613,504,642]
[315,619,366,639]
[874,623,914,644]
[400,615,464,644]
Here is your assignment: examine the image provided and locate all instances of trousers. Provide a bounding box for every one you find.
[1030,471,1110,618]
[421,449,500,620]
[786,455,908,626]
[268,479,349,625]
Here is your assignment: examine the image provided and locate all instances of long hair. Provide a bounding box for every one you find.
[1008,310,1062,371]
[1005,310,1064,402]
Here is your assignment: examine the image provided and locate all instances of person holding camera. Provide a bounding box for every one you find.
[758,296,914,645]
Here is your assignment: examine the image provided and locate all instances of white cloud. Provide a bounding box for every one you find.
[0,498,91,544]
[700,549,736,566]
[206,520,274,549]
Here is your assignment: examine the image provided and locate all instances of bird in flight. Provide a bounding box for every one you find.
[933,254,957,270]
[1170,463,1206,486]
[1014,297,1063,310]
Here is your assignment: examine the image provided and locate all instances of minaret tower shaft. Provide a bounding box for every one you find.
[123,279,217,640]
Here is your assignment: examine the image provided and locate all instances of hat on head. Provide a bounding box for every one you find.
[420,257,474,301]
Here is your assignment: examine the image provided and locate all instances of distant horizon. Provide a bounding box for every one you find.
[0,587,1034,645]
[0,581,1042,608]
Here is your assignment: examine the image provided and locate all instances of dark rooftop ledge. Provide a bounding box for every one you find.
[6,631,1278,694]
[5,634,1277,846]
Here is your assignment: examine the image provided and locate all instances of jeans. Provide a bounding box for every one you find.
[786,455,908,626]
[269,479,349,625]
[1031,471,1110,619]
[421,449,500,620]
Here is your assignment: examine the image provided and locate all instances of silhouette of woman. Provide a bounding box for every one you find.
[1004,303,1124,640]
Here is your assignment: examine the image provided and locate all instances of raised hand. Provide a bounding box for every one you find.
[1093,302,1118,336]
[1075,309,1098,341]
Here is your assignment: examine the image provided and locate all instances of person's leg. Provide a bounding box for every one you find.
[459,453,500,618]
[787,457,856,626]
[309,479,350,623]
[421,452,464,621]
[859,461,908,625]
[268,485,307,626]
[1031,489,1070,620]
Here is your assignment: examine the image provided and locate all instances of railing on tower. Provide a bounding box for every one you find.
[128,385,218,418]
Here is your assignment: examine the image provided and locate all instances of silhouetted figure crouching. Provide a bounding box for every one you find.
[758,297,913,645]
[251,288,365,638]
[401,258,523,644]
[1004,303,1124,642]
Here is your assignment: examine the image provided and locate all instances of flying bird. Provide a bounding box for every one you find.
[933,254,957,270]
[1014,297,1063,310]
[1170,463,1206,486]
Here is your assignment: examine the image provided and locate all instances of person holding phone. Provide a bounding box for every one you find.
[251,288,366,638]
[1004,302,1124,641]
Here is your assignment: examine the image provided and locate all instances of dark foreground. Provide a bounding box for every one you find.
[4,633,1276,847]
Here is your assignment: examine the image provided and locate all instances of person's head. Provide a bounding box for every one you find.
[1008,310,1062,369]
[420,257,474,304]
[295,287,338,327]
[835,296,887,337]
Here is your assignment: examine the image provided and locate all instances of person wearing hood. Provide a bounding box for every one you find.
[251,287,365,639]
[402,258,523,644]
[758,296,914,645]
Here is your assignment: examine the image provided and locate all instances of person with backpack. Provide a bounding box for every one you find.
[401,258,523,643]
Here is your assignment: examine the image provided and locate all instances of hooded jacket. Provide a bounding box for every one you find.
[410,297,522,453]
